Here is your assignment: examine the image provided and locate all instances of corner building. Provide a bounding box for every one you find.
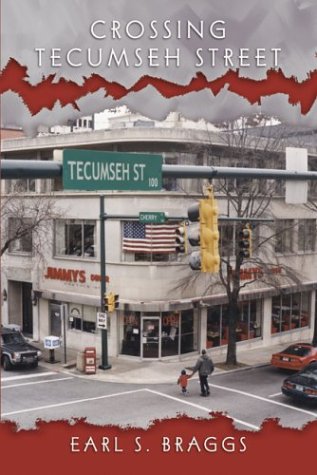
[1,114,317,360]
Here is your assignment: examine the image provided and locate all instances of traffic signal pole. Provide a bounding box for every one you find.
[99,195,111,370]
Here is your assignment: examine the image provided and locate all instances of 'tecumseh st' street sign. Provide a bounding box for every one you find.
[58,149,163,191]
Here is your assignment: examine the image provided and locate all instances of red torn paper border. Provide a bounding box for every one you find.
[1,58,317,116]
[1,415,317,473]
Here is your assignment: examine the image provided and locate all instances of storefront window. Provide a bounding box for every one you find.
[207,299,261,347]
[237,300,261,340]
[207,306,222,348]
[271,291,310,334]
[161,312,179,357]
[120,310,197,358]
[180,310,197,354]
[300,293,310,328]
[68,304,97,333]
[121,312,141,356]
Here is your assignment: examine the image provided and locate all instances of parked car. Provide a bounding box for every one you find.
[0,326,42,371]
[271,343,317,371]
[282,362,317,402]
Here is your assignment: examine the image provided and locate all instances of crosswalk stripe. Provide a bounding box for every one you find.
[2,376,73,389]
[1,371,56,382]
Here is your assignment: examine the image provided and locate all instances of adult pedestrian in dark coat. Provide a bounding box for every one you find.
[188,349,214,396]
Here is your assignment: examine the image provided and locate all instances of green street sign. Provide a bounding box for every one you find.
[139,212,166,224]
[62,149,162,191]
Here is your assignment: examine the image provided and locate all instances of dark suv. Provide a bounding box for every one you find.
[0,326,42,371]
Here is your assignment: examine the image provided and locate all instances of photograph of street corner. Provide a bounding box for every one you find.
[1,111,317,430]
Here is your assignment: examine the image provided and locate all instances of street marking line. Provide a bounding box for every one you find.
[268,392,283,398]
[1,371,56,382]
[2,376,74,389]
[209,383,317,418]
[145,389,260,431]
[1,388,145,417]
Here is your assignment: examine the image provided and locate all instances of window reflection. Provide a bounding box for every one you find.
[271,291,310,334]
[207,299,261,348]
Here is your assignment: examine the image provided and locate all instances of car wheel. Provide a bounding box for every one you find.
[2,355,12,371]
[30,361,38,369]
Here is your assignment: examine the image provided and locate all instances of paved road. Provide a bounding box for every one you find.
[1,364,317,430]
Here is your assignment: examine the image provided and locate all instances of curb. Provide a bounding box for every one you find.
[213,362,270,376]
[44,361,272,385]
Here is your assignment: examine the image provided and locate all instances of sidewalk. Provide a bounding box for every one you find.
[37,341,289,384]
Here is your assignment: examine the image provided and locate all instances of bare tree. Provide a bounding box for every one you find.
[213,119,310,365]
[1,194,60,258]
[175,117,308,366]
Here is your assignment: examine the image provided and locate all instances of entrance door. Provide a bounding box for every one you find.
[50,302,62,336]
[22,283,33,337]
[141,317,160,359]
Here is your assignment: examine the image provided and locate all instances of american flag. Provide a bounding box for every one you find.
[123,222,178,253]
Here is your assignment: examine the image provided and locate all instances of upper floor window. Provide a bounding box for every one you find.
[219,222,259,258]
[162,155,178,191]
[298,219,316,252]
[275,219,294,254]
[219,223,235,257]
[55,220,96,258]
[8,218,32,254]
[6,179,36,193]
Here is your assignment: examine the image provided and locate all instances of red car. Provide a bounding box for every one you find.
[271,343,317,371]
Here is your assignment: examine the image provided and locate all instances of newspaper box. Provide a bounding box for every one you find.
[44,335,61,363]
[84,347,96,374]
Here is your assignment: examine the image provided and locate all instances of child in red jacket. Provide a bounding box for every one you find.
[177,369,192,395]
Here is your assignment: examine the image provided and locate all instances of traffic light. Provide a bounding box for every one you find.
[113,293,119,309]
[175,222,187,253]
[200,189,220,272]
[104,292,119,312]
[187,186,220,273]
[238,223,252,259]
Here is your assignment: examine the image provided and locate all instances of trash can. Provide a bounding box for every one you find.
[76,350,85,372]
[83,347,97,374]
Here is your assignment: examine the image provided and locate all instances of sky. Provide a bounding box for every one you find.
[1,0,317,136]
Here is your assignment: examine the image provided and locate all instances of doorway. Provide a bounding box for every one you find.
[141,317,160,359]
[22,282,33,337]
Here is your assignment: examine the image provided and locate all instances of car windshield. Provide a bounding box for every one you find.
[282,345,311,357]
[2,332,25,344]
[300,367,317,382]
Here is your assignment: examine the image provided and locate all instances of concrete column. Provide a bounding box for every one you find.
[1,276,9,324]
[39,299,50,340]
[199,306,208,351]
[32,304,40,341]
[262,297,272,345]
[310,290,316,340]
[108,310,118,357]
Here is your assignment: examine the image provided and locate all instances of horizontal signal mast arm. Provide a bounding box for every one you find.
[2,160,317,180]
